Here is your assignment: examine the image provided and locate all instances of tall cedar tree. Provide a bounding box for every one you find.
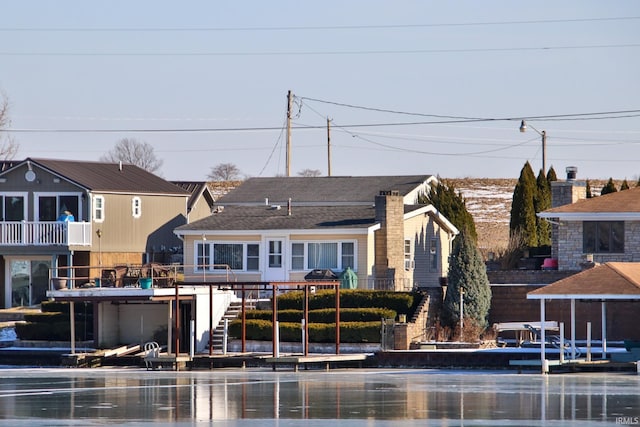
[510,162,538,247]
[443,231,492,330]
[621,179,630,190]
[600,178,618,195]
[534,169,551,246]
[586,180,593,198]
[546,166,558,182]
[419,179,477,243]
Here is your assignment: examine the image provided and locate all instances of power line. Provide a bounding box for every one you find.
[2,16,638,32]
[2,43,639,57]
[7,108,640,134]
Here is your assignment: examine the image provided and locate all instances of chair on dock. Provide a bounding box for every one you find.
[143,341,160,370]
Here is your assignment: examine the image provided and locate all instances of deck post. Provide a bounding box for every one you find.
[540,298,547,373]
[559,322,565,364]
[570,299,576,360]
[601,301,607,359]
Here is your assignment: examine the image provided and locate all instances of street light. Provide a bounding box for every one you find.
[519,120,547,173]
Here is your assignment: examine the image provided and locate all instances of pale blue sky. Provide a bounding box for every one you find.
[2,1,640,181]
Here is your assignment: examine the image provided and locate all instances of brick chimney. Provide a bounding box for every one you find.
[374,190,405,291]
[551,166,586,208]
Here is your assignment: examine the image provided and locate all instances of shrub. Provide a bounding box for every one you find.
[277,289,415,314]
[244,307,396,323]
[228,319,381,343]
[15,321,91,341]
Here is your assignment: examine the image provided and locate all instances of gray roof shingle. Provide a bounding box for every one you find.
[175,204,381,232]
[26,158,189,195]
[218,175,433,205]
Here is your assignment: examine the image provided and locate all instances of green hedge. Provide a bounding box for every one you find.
[277,289,416,315]
[16,301,94,341]
[244,307,396,323]
[15,321,91,341]
[228,319,381,343]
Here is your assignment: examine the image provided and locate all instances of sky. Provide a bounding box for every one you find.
[1,1,640,182]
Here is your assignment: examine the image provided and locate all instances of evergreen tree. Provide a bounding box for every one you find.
[419,179,477,243]
[546,166,558,182]
[621,179,630,190]
[586,180,593,198]
[509,162,538,247]
[534,169,551,246]
[443,231,492,331]
[600,178,618,195]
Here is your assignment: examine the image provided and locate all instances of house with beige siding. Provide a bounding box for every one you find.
[0,158,190,308]
[174,175,459,291]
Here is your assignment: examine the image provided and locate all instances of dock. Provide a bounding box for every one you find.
[263,353,371,371]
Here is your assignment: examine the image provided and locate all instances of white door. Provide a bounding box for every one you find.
[264,238,286,281]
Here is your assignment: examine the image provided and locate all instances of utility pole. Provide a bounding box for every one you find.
[286,90,293,177]
[541,130,547,174]
[327,117,332,176]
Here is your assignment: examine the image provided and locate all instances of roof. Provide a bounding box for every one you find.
[2,158,189,196]
[217,175,434,206]
[175,204,381,233]
[171,181,214,211]
[527,262,640,300]
[539,186,640,220]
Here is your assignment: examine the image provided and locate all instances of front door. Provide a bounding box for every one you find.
[264,238,286,281]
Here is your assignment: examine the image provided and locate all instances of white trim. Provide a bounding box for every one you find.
[93,195,105,223]
[538,212,640,221]
[527,293,640,300]
[176,227,378,237]
[132,196,142,219]
[406,205,459,235]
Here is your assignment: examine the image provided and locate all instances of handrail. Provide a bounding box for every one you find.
[0,221,91,246]
[48,263,240,290]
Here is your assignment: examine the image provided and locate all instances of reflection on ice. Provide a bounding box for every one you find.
[0,368,638,425]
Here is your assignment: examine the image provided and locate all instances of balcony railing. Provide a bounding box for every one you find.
[0,221,92,246]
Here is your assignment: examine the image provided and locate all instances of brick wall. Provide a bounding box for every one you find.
[489,283,640,341]
[374,192,406,290]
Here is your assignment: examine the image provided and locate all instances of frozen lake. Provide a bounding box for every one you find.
[0,368,638,426]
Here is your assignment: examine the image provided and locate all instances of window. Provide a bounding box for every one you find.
[404,239,412,270]
[197,241,259,271]
[2,194,25,221]
[341,242,355,269]
[292,243,305,270]
[291,241,357,271]
[308,242,338,269]
[269,241,282,268]
[132,197,142,218]
[247,244,260,270]
[36,194,80,221]
[196,242,210,270]
[93,196,105,223]
[583,221,624,253]
[429,238,438,271]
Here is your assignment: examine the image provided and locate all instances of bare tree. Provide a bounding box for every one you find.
[100,138,163,173]
[208,163,242,181]
[297,168,322,177]
[0,93,18,161]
